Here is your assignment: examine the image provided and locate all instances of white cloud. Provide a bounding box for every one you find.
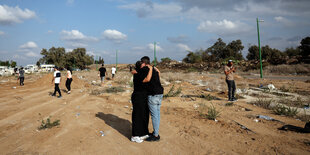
[25,51,39,57]
[197,19,252,36]
[177,43,191,51]
[47,30,53,34]
[148,43,163,52]
[102,29,127,42]
[0,31,4,35]
[61,30,98,48]
[19,41,38,49]
[0,5,36,25]
[61,30,98,42]
[274,16,295,27]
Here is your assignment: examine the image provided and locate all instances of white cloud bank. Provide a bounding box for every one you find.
[102,29,127,42]
[0,5,36,25]
[177,43,191,51]
[19,41,38,49]
[60,30,98,48]
[197,19,252,36]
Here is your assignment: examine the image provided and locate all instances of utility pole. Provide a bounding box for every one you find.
[154,42,157,66]
[256,17,264,79]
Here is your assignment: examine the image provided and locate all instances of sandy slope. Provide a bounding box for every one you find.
[0,71,309,155]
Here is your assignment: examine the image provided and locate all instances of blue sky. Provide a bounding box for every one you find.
[0,0,309,66]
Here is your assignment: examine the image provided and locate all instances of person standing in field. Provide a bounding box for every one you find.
[111,66,116,80]
[140,56,164,142]
[18,67,25,86]
[130,61,153,143]
[224,60,237,102]
[98,64,107,86]
[51,66,62,98]
[66,67,73,94]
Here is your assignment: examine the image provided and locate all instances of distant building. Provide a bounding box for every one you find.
[39,64,55,72]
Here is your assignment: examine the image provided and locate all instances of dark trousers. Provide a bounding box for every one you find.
[131,92,149,137]
[66,78,72,91]
[19,77,24,86]
[53,83,62,96]
[226,80,236,100]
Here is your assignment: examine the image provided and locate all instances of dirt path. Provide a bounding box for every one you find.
[0,72,309,155]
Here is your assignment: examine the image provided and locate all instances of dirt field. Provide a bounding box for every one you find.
[0,66,310,155]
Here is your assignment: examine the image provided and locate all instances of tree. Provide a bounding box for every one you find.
[246,45,286,65]
[39,47,94,69]
[161,57,172,63]
[10,61,17,68]
[183,51,202,63]
[246,45,259,60]
[299,36,310,62]
[284,47,300,57]
[36,61,40,67]
[206,38,227,61]
[225,39,244,60]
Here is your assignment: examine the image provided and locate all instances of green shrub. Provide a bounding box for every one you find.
[249,97,272,109]
[105,87,125,93]
[38,117,60,130]
[164,85,182,98]
[273,104,298,117]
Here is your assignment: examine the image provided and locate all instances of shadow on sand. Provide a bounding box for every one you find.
[95,112,132,139]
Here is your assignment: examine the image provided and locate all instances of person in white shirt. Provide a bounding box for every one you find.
[66,67,73,94]
[111,66,116,79]
[51,66,62,98]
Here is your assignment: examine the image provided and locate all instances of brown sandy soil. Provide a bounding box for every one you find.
[0,68,310,155]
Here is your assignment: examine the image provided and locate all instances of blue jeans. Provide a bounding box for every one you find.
[148,94,163,137]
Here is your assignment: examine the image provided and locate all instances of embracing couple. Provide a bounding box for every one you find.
[130,56,164,143]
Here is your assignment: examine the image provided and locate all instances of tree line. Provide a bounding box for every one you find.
[37,47,94,69]
[183,36,310,65]
[0,60,17,68]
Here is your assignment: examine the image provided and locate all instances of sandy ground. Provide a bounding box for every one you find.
[0,68,310,155]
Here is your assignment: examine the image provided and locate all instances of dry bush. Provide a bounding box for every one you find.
[198,103,220,120]
[265,64,310,75]
[273,104,298,117]
[248,97,272,109]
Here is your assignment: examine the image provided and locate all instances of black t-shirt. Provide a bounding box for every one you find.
[133,67,148,92]
[142,66,164,95]
[99,67,106,77]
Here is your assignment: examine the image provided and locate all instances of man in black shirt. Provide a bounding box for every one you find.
[140,56,164,142]
[98,64,107,86]
[19,67,25,86]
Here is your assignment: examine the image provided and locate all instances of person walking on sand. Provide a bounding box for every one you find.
[111,66,116,80]
[130,61,153,143]
[140,56,164,142]
[66,67,73,94]
[18,67,25,86]
[224,60,237,102]
[98,64,107,86]
[51,66,62,98]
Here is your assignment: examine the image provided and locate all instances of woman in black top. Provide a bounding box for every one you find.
[130,61,152,143]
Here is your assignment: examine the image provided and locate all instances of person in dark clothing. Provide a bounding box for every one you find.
[130,61,153,143]
[66,67,73,94]
[98,64,107,86]
[19,67,25,86]
[51,66,62,98]
[140,56,164,142]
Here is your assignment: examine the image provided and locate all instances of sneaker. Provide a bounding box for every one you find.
[232,98,238,102]
[57,96,62,98]
[51,94,56,97]
[145,135,160,142]
[131,136,143,143]
[67,91,71,94]
[140,135,149,140]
